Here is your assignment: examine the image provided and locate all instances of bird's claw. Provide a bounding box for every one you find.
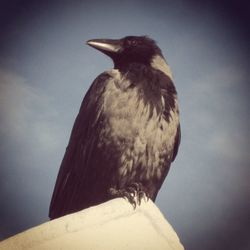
[109,182,149,208]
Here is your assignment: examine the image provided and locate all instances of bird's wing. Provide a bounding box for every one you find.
[49,72,112,219]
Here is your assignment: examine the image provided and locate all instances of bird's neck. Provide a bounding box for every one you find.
[114,55,173,81]
[115,62,149,74]
[150,55,173,81]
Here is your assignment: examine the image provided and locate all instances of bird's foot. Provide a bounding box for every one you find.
[109,183,149,209]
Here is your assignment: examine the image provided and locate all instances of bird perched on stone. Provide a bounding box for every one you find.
[49,36,181,219]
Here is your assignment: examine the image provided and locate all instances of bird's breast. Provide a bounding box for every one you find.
[100,70,179,181]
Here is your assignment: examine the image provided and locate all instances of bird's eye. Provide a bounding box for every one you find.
[126,39,138,47]
[131,40,137,46]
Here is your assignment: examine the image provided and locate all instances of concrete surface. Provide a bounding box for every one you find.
[0,198,184,250]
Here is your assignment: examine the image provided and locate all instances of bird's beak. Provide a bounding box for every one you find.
[86,39,122,55]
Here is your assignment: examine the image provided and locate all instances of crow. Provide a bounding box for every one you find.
[49,36,181,219]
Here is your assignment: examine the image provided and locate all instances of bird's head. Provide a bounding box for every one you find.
[87,36,163,70]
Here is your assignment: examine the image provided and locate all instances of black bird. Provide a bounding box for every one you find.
[49,36,181,219]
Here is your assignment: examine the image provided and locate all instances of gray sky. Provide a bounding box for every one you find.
[0,1,249,249]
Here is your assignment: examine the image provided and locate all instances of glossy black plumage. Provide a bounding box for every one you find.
[49,36,181,219]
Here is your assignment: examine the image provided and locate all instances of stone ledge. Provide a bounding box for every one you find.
[0,198,184,250]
